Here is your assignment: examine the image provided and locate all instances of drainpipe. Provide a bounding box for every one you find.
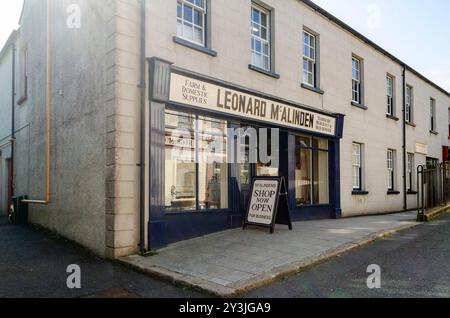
[139,0,148,255]
[11,42,16,198]
[22,0,52,205]
[402,66,407,211]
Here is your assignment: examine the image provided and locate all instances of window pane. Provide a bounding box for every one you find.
[194,9,203,27]
[184,5,193,22]
[296,148,312,205]
[314,150,329,204]
[165,112,196,212]
[183,22,193,40]
[261,12,267,27]
[198,117,228,210]
[177,2,182,18]
[252,8,260,24]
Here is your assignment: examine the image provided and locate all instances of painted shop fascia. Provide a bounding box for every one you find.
[147,58,345,248]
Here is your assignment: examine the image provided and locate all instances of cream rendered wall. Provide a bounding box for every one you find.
[144,0,450,217]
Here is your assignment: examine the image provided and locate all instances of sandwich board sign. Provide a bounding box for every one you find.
[243,177,293,234]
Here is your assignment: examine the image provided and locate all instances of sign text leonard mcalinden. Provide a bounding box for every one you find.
[169,73,337,136]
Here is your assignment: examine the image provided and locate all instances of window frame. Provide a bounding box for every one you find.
[250,2,272,72]
[386,75,395,116]
[405,85,413,124]
[352,142,363,191]
[407,153,414,192]
[352,56,363,105]
[302,29,317,88]
[430,98,437,132]
[176,0,208,47]
[387,149,395,191]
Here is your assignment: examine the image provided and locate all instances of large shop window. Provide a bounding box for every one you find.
[165,111,229,213]
[295,136,329,206]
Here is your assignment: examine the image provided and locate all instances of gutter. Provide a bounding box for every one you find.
[139,0,148,255]
[22,0,52,205]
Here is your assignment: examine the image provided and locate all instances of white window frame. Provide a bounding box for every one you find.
[177,0,207,46]
[387,75,394,116]
[405,85,413,123]
[303,30,316,87]
[251,3,271,71]
[407,153,414,192]
[387,149,395,191]
[352,57,362,104]
[430,98,436,132]
[352,143,363,190]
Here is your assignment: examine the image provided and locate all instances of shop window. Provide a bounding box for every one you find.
[295,136,329,206]
[165,111,228,212]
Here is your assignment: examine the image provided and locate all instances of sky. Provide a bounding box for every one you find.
[0,0,449,91]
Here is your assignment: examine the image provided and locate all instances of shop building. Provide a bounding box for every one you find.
[0,0,449,257]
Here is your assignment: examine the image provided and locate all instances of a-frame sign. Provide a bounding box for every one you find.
[243,176,293,234]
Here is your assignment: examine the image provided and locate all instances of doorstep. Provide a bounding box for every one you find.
[422,204,450,222]
[119,211,418,297]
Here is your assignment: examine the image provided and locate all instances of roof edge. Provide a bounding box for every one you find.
[300,0,450,98]
[0,30,18,61]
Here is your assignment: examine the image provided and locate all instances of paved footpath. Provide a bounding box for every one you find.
[245,213,450,298]
[0,217,205,298]
[122,211,418,296]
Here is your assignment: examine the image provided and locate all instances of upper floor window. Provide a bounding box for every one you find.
[407,153,414,192]
[303,30,316,87]
[387,149,395,191]
[177,0,206,46]
[386,75,395,116]
[405,85,413,123]
[430,98,436,132]
[352,57,362,104]
[352,142,363,190]
[251,3,271,71]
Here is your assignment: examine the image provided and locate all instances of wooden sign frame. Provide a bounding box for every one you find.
[243,176,293,234]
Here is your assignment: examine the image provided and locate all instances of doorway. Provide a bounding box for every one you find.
[239,126,280,214]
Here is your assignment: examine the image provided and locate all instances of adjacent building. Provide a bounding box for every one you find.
[0,0,449,258]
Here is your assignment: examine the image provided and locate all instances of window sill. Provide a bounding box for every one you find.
[387,190,400,195]
[301,83,324,95]
[352,190,369,196]
[430,130,439,136]
[407,191,418,195]
[17,95,27,105]
[406,122,416,128]
[351,101,368,110]
[248,64,280,79]
[173,36,217,57]
[386,114,399,121]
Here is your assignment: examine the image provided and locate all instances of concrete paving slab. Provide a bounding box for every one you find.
[119,211,419,297]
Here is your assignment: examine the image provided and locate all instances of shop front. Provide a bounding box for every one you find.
[147,58,345,249]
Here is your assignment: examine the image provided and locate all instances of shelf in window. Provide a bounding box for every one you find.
[173,36,217,57]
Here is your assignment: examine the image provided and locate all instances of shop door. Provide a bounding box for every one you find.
[239,127,280,214]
